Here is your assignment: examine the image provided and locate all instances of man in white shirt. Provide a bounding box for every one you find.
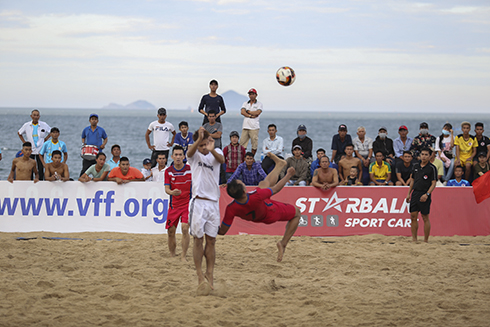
[239,88,263,157]
[145,108,176,168]
[151,153,167,182]
[18,109,51,180]
[261,124,284,174]
[186,127,225,294]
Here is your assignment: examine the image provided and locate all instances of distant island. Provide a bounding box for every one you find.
[102,100,156,110]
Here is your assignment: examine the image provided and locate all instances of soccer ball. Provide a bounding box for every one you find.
[276,66,296,86]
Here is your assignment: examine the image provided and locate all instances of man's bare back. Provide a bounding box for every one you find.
[9,157,38,181]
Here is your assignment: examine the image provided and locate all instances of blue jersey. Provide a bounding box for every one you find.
[40,140,67,163]
[447,179,471,187]
[174,132,194,154]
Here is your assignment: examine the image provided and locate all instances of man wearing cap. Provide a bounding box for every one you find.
[394,125,413,160]
[285,145,309,186]
[223,131,246,181]
[198,79,226,125]
[292,125,313,161]
[331,124,352,164]
[18,109,51,180]
[373,126,395,166]
[80,113,108,176]
[239,88,263,157]
[410,122,436,159]
[474,122,490,164]
[146,108,176,168]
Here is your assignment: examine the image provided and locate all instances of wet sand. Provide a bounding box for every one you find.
[1,232,489,326]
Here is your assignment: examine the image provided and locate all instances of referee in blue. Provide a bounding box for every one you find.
[406,147,437,243]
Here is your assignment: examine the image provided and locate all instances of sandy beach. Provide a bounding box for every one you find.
[1,232,489,326]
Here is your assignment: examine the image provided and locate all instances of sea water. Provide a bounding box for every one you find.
[1,107,489,180]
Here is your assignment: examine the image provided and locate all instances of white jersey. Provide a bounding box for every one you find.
[147,120,175,151]
[187,148,223,202]
[151,166,166,182]
[141,168,152,181]
[241,100,263,130]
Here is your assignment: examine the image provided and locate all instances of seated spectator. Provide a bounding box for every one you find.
[353,126,373,185]
[311,156,339,190]
[107,144,121,170]
[369,151,394,185]
[395,151,413,186]
[223,131,246,181]
[108,157,145,184]
[79,152,110,182]
[429,148,443,181]
[45,150,70,181]
[39,127,68,167]
[285,145,309,186]
[173,121,194,162]
[373,126,395,166]
[447,166,471,186]
[141,158,153,181]
[292,124,313,162]
[7,142,39,183]
[455,121,477,180]
[151,153,167,182]
[411,122,436,159]
[343,166,361,186]
[338,144,362,184]
[474,122,490,164]
[331,124,352,164]
[226,152,267,186]
[435,123,455,182]
[261,124,284,173]
[474,152,490,180]
[394,125,413,160]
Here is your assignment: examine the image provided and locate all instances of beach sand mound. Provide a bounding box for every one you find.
[1,232,489,326]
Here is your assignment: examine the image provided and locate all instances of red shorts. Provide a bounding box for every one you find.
[260,201,297,224]
[166,205,189,229]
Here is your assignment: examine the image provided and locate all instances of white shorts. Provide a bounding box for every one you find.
[188,198,220,238]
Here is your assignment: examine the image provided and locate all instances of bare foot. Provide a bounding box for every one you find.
[266,152,286,169]
[276,241,286,262]
[204,272,214,288]
[181,255,188,262]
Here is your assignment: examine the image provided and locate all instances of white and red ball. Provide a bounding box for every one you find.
[276,66,296,86]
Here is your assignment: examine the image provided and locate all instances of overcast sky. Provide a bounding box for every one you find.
[1,0,489,112]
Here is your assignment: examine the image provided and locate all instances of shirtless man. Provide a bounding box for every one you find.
[45,150,70,181]
[338,144,362,183]
[8,142,39,183]
[311,156,339,190]
[219,152,300,262]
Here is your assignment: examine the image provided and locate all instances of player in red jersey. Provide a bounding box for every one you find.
[219,152,300,262]
[164,145,192,261]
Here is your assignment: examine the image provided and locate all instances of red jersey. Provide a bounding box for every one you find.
[164,164,192,208]
[222,188,296,226]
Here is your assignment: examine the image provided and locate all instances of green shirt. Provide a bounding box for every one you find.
[85,163,110,179]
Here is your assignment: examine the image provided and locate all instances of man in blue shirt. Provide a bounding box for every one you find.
[107,144,121,170]
[174,121,194,162]
[331,124,352,164]
[80,113,108,176]
[40,127,68,166]
[226,152,267,186]
[447,165,471,186]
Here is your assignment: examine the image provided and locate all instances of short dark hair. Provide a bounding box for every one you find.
[31,109,40,114]
[172,145,184,154]
[227,179,245,199]
[320,155,330,162]
[268,124,277,130]
[475,122,484,128]
[350,166,358,172]
[111,144,121,151]
[157,153,167,159]
[96,152,106,159]
[454,165,464,171]
[420,147,432,156]
[402,151,413,156]
[245,152,254,158]
[192,129,210,142]
[52,150,62,157]
[316,148,326,154]
[375,151,385,157]
[120,157,129,163]
[209,79,218,85]
[50,127,60,133]
[208,110,217,116]
[23,142,32,148]
[179,121,188,128]
[345,144,354,149]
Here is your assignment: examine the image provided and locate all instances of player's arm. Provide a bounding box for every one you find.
[218,207,235,235]
[165,184,182,196]
[218,224,230,235]
[187,127,204,158]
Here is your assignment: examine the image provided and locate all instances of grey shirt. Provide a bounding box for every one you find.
[203,122,223,149]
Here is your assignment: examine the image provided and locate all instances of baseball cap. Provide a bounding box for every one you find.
[248,88,257,94]
[338,124,347,131]
[143,158,151,165]
[378,126,387,132]
[89,113,98,119]
[158,108,167,115]
[398,125,408,131]
[478,152,487,158]
[293,145,302,150]
[420,122,429,128]
[229,131,239,138]
[297,124,307,131]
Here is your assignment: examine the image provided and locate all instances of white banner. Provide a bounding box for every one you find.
[0,181,171,234]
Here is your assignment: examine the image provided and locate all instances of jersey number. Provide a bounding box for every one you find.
[245,211,256,221]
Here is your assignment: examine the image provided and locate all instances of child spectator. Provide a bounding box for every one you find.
[343,166,361,185]
[141,158,153,181]
[447,166,471,186]
[223,131,246,181]
[474,152,490,180]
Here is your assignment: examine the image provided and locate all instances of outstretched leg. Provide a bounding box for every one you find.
[258,152,287,189]
[277,207,300,262]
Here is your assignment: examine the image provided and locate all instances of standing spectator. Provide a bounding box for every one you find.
[353,126,373,185]
[447,166,471,186]
[373,126,395,166]
[198,79,226,125]
[18,109,51,180]
[261,124,284,173]
[203,111,223,149]
[145,108,176,168]
[40,127,68,167]
[226,152,267,186]
[292,124,313,161]
[80,113,108,176]
[394,125,413,161]
[285,145,309,186]
[107,144,121,170]
[454,121,477,181]
[173,121,194,162]
[410,122,436,159]
[395,151,413,186]
[239,88,262,157]
[331,124,352,164]
[151,153,167,182]
[474,122,490,163]
[435,123,455,183]
[223,131,246,181]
